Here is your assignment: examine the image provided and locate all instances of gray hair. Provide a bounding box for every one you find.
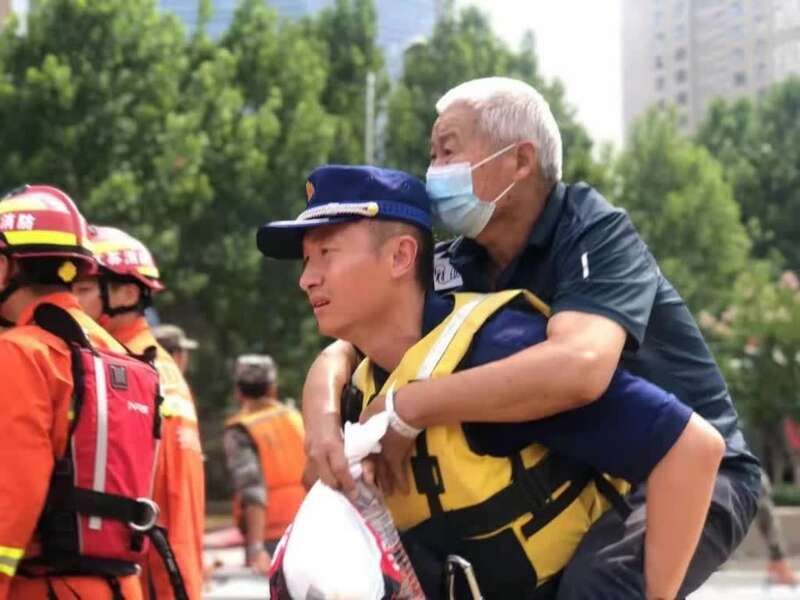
[436,77,563,184]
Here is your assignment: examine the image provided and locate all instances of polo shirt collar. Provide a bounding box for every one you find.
[528,182,565,248]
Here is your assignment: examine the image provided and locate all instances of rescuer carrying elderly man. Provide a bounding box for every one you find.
[257,164,727,599]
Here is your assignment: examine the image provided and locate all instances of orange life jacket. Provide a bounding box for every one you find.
[226,402,306,541]
[0,293,146,600]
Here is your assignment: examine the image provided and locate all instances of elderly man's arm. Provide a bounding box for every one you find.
[397,310,625,427]
[400,208,658,426]
[301,340,360,493]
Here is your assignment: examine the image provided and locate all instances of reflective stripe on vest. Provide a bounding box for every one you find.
[0,545,24,576]
[88,355,109,531]
[155,355,197,422]
[353,290,629,593]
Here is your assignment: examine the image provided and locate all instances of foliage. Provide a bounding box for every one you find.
[302,0,388,164]
[773,484,800,507]
[612,109,750,313]
[701,266,800,431]
[0,0,373,415]
[697,77,800,269]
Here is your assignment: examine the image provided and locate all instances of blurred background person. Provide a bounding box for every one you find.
[154,323,198,375]
[223,355,306,575]
[758,471,797,585]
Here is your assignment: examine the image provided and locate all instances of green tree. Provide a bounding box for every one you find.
[0,0,356,498]
[0,0,189,204]
[385,6,603,187]
[700,265,800,480]
[0,0,340,409]
[697,77,800,269]
[180,0,338,401]
[304,0,387,164]
[613,109,750,312]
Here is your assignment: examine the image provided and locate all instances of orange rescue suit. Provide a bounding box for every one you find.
[111,317,205,600]
[0,292,144,600]
[226,402,306,541]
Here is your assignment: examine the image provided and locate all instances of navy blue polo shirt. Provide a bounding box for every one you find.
[371,292,693,484]
[433,182,761,491]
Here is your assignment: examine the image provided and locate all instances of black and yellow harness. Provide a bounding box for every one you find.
[351,291,630,599]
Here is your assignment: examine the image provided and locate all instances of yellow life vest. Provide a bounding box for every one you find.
[353,290,630,597]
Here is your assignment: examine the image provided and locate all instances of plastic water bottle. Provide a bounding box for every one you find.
[352,479,425,599]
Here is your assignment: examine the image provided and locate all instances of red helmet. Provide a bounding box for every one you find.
[88,226,164,292]
[0,185,95,275]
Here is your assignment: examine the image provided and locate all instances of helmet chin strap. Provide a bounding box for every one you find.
[99,276,147,318]
[0,279,20,328]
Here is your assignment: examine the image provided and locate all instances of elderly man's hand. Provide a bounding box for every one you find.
[304,411,356,496]
[359,393,418,496]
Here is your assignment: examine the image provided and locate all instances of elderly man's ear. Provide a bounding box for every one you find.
[513,141,538,182]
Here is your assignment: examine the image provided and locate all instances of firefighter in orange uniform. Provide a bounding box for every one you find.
[72,225,205,599]
[0,186,149,599]
[223,355,306,574]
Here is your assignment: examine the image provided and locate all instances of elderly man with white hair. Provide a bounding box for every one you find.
[301,77,761,598]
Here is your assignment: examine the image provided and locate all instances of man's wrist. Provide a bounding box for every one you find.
[246,542,265,559]
[386,388,423,438]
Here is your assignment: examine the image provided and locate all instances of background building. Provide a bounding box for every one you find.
[160,0,442,78]
[622,0,800,136]
[0,0,28,29]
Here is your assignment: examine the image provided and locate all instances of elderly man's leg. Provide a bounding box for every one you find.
[557,471,758,599]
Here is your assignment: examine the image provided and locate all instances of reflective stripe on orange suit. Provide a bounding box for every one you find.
[0,292,143,600]
[226,402,306,541]
[111,317,205,600]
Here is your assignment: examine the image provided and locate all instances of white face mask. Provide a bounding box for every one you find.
[425,143,517,238]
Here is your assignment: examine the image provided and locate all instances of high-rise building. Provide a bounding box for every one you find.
[622,0,800,137]
[159,0,440,78]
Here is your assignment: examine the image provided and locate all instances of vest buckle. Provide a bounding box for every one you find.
[128,498,160,532]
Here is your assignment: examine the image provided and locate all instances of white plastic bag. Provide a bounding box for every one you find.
[270,413,401,600]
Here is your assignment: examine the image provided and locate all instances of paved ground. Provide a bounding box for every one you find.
[690,559,799,600]
[203,548,800,599]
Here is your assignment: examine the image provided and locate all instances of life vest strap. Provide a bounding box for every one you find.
[18,556,139,579]
[34,303,92,349]
[148,526,190,600]
[408,452,596,541]
[412,433,445,516]
[592,473,632,520]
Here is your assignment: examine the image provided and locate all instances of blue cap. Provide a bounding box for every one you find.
[257,165,432,259]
